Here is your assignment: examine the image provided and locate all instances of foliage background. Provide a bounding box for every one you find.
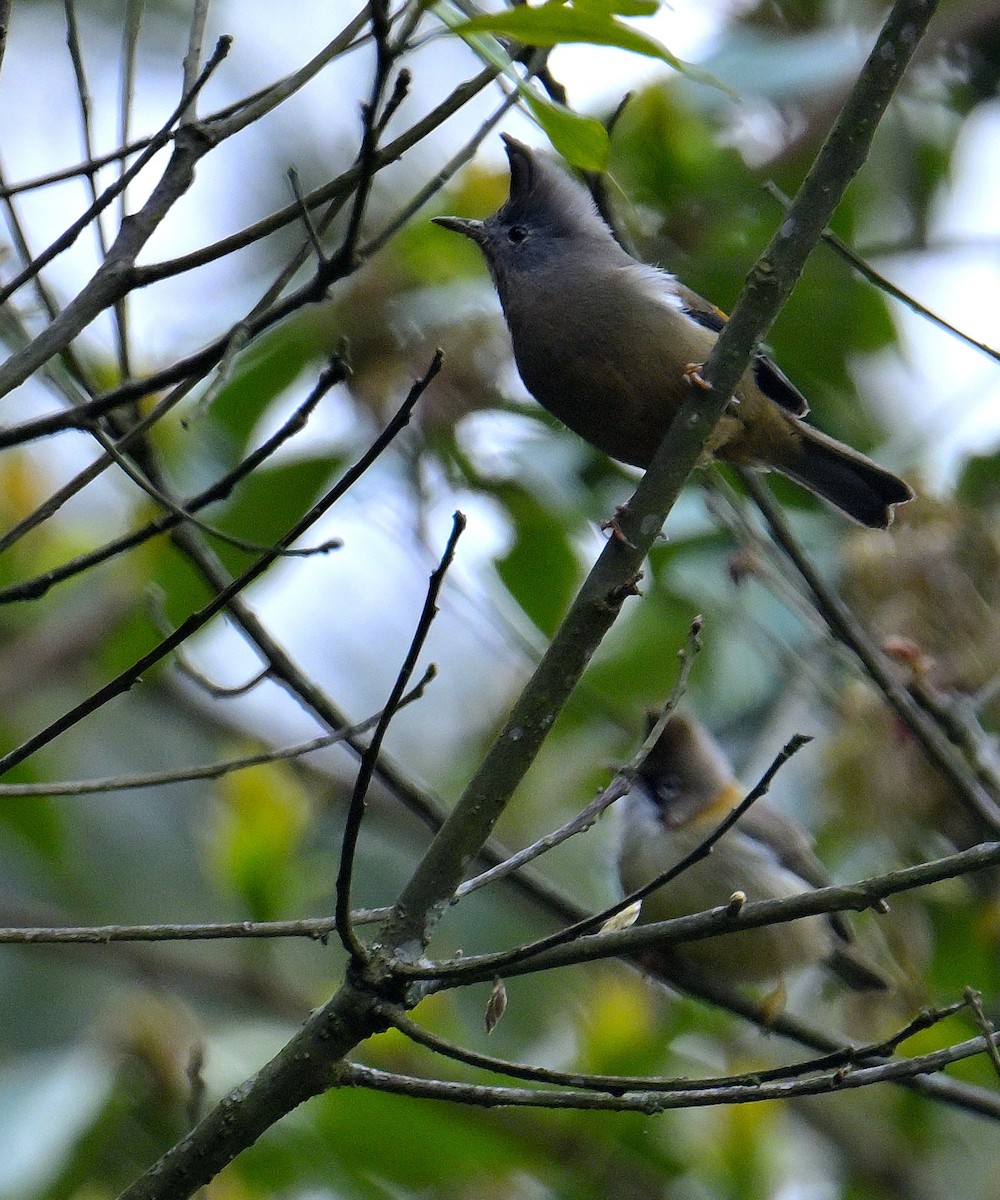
[2,1,1000,1197]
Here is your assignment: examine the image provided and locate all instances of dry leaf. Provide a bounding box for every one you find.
[599,901,642,934]
[484,977,508,1034]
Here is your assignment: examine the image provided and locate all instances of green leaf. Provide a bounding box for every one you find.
[522,93,610,170]
[204,315,328,459]
[208,455,340,576]
[455,5,683,69]
[494,484,580,636]
[209,758,313,921]
[574,0,660,16]
[957,450,1000,509]
[0,795,65,866]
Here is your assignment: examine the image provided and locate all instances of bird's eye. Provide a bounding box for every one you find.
[506,225,528,243]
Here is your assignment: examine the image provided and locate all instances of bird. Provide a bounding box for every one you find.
[617,713,889,994]
[434,135,913,528]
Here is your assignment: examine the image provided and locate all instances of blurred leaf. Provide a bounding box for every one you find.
[34,1046,187,1200]
[927,896,1000,999]
[310,1085,541,1193]
[718,1101,775,1200]
[576,0,659,14]
[148,542,216,635]
[209,455,340,575]
[0,795,65,866]
[455,4,684,69]
[522,93,610,170]
[957,449,1000,509]
[205,315,328,460]
[209,758,313,921]
[493,483,581,636]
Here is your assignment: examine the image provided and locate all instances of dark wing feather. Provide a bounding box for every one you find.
[739,802,853,944]
[675,283,809,417]
[751,353,810,417]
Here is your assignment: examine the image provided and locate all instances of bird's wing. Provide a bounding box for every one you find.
[739,802,853,944]
[674,283,809,418]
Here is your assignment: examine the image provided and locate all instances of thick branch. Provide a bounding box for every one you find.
[110,4,941,1195]
[400,839,1000,985]
[379,0,941,959]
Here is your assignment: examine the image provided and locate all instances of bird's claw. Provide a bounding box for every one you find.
[601,504,636,549]
[683,362,713,391]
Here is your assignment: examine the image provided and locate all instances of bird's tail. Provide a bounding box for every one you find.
[779,418,913,529]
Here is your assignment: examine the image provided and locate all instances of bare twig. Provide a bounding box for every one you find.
[383,999,968,1094]
[765,180,1000,366]
[738,469,1000,835]
[326,0,391,280]
[399,840,1000,985]
[334,509,464,960]
[180,0,212,123]
[0,669,434,799]
[0,911,387,946]
[453,617,704,901]
[0,357,435,778]
[91,421,344,559]
[424,730,812,981]
[341,1032,1000,1112]
[0,360,347,601]
[965,987,1000,1080]
[0,35,231,323]
[0,66,503,449]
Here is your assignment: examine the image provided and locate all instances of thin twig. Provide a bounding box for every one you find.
[400,840,1000,985]
[0,912,382,945]
[180,0,211,124]
[453,617,704,901]
[341,1032,1000,1112]
[323,0,392,281]
[0,67,502,448]
[383,999,968,1094]
[738,468,1000,835]
[90,421,344,559]
[0,670,434,798]
[0,357,437,778]
[286,166,326,264]
[765,180,1000,366]
[965,987,1000,1080]
[0,358,346,593]
[0,35,231,319]
[433,729,811,981]
[0,8,369,202]
[0,376,201,556]
[113,0,145,375]
[64,0,109,259]
[335,511,465,960]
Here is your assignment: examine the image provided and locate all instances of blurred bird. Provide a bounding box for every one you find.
[434,135,913,528]
[617,713,889,995]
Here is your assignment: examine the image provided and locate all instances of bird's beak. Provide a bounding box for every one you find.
[433,215,485,243]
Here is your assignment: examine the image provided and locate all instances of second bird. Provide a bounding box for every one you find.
[618,713,889,993]
[435,136,913,529]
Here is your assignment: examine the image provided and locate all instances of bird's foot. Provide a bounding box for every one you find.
[683,362,713,391]
[600,504,636,549]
